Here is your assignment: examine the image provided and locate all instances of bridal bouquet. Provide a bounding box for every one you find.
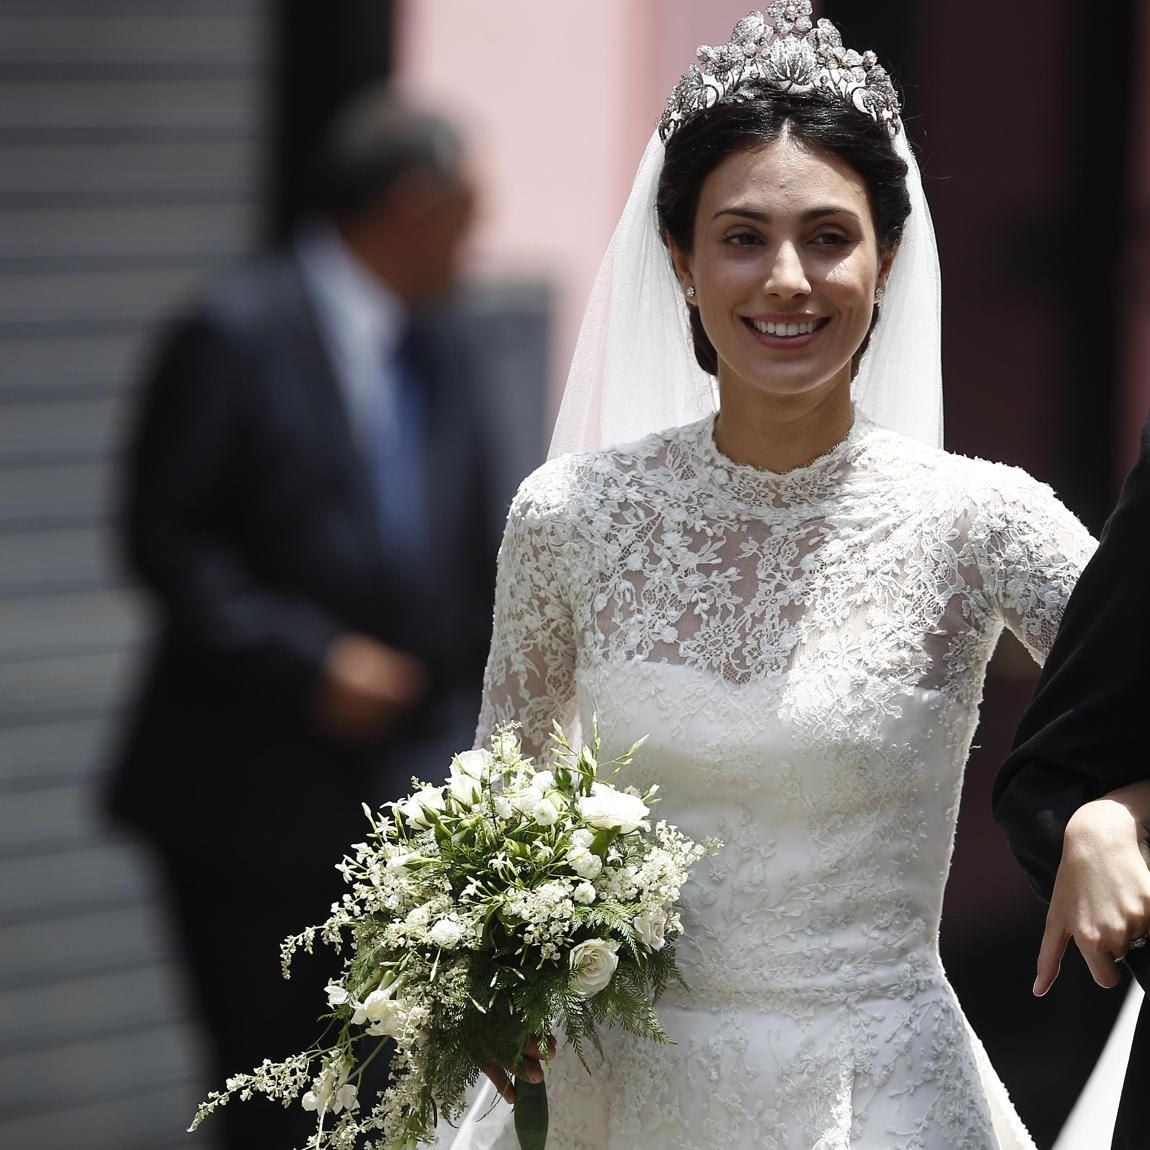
[189,722,718,1149]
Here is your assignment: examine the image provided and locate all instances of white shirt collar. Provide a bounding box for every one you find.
[295,224,410,445]
[296,222,406,360]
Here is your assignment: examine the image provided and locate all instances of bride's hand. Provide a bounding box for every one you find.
[1034,782,1150,996]
[482,1036,557,1103]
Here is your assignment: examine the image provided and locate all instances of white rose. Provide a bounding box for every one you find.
[448,770,482,806]
[397,786,446,828]
[566,845,603,881]
[455,748,493,776]
[577,783,649,833]
[574,882,597,905]
[568,938,619,996]
[429,917,464,949]
[570,828,595,849]
[632,907,668,951]
[532,769,555,790]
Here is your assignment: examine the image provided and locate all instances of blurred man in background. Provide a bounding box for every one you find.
[105,89,497,1148]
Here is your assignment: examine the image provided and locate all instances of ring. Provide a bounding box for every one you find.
[1130,935,1149,951]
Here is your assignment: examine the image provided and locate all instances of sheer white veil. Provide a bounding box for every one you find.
[548,122,942,460]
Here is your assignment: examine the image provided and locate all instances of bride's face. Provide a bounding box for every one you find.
[673,133,892,406]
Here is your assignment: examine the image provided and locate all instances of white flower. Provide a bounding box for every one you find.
[493,795,515,820]
[509,785,545,815]
[568,938,619,996]
[491,729,521,762]
[302,1060,358,1115]
[358,986,403,1037]
[574,881,597,905]
[577,783,649,833]
[532,769,555,790]
[334,1083,358,1112]
[448,750,491,805]
[385,849,417,871]
[531,796,560,826]
[455,748,493,776]
[429,917,464,949]
[633,907,668,951]
[404,904,431,930]
[325,982,350,1008]
[570,827,595,849]
[566,845,603,881]
[397,786,446,828]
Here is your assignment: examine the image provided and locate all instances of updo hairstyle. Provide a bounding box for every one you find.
[656,86,912,376]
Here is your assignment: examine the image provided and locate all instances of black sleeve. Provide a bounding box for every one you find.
[120,306,343,709]
[993,417,1150,900]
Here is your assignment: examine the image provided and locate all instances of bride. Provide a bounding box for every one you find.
[442,6,1094,1148]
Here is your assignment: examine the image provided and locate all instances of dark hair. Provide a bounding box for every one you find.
[317,87,464,222]
[656,88,911,375]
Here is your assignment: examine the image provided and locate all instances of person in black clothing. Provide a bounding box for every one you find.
[106,90,497,1148]
[995,416,1150,1150]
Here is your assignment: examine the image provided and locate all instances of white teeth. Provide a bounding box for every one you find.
[750,318,819,336]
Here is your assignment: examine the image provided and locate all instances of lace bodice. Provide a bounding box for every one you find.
[478,413,1090,757]
[459,413,1094,1149]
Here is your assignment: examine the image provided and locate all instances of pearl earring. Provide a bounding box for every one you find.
[875,285,886,304]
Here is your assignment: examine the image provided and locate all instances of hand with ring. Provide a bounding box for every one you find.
[1033,781,1150,996]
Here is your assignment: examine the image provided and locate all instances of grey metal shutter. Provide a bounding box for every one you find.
[0,3,266,1147]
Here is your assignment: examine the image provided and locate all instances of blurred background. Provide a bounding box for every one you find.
[0,1,1146,1147]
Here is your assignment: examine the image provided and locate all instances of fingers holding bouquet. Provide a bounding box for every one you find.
[483,1035,556,1103]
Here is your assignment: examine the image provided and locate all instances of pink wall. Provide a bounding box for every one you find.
[394,1,757,410]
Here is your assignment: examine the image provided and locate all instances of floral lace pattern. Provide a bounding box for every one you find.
[458,414,1093,1149]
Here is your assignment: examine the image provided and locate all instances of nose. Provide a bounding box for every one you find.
[763,240,810,298]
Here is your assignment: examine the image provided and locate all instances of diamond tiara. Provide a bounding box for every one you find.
[659,2,901,143]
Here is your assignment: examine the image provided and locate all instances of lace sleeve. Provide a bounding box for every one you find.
[967,467,1096,664]
[473,469,578,758]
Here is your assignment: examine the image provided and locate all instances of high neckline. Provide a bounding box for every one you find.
[682,409,879,509]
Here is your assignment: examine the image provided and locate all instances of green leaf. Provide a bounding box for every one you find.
[513,1077,548,1150]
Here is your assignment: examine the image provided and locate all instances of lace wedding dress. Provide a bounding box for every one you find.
[444,412,1094,1150]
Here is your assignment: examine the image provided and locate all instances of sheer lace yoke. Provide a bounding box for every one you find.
[692,410,877,512]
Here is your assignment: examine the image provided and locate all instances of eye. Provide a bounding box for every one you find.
[723,229,764,247]
[811,230,853,248]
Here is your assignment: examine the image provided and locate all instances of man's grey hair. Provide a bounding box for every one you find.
[318,86,464,221]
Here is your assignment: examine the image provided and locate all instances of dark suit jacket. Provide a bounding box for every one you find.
[106,252,497,865]
[994,416,1150,1148]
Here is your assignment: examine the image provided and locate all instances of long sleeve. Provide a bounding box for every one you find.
[965,468,1096,666]
[122,308,343,709]
[473,468,578,759]
[994,428,1150,901]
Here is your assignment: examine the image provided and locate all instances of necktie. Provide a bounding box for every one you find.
[373,323,429,577]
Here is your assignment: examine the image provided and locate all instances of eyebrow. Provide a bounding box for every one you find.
[712,206,860,223]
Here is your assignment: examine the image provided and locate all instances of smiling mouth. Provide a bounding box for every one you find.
[744,317,829,338]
